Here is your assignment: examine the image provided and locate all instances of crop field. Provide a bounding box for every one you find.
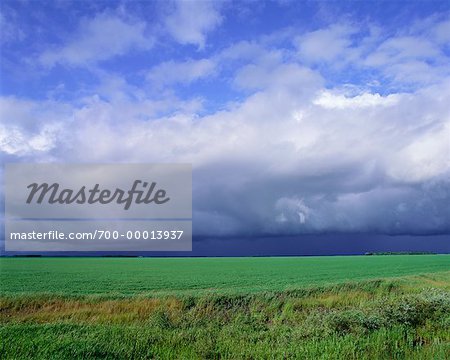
[1,255,449,296]
[1,255,449,359]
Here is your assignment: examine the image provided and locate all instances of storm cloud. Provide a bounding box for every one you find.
[1,1,449,240]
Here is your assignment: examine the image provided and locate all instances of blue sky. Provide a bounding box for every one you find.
[1,0,450,254]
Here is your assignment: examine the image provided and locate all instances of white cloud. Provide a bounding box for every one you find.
[147,58,216,87]
[432,18,450,44]
[164,0,223,49]
[387,122,450,182]
[363,29,449,85]
[292,19,450,86]
[275,197,311,225]
[219,41,269,61]
[314,91,400,109]
[0,97,69,156]
[39,13,152,67]
[234,63,323,91]
[295,24,358,62]
[365,36,440,67]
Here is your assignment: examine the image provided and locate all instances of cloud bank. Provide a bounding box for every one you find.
[1,2,449,239]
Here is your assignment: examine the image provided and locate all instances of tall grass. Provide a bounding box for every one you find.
[1,272,449,359]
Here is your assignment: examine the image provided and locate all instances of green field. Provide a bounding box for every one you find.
[1,255,449,296]
[1,255,449,359]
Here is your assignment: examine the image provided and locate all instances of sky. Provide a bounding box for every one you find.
[1,0,450,255]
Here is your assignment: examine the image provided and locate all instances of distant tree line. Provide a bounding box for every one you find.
[364,252,436,256]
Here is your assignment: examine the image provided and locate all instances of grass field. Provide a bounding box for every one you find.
[1,255,449,296]
[1,255,449,359]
